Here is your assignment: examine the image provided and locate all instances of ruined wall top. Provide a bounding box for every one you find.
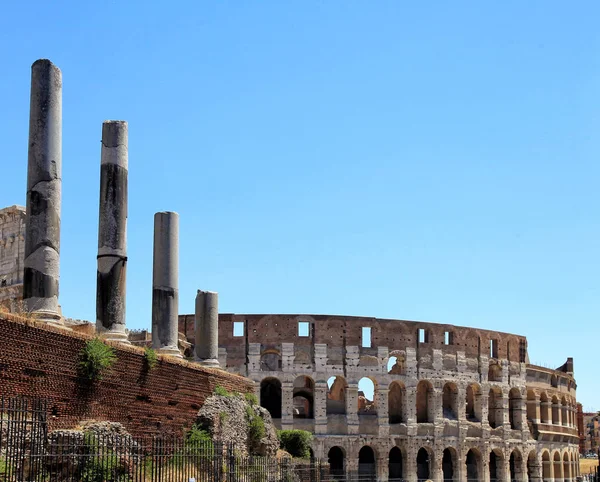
[0,205,26,287]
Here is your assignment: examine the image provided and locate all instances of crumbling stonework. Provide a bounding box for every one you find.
[0,205,26,312]
[180,313,580,481]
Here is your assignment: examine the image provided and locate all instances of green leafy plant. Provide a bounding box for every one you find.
[277,430,313,459]
[80,432,130,482]
[185,424,214,456]
[78,338,117,381]
[219,411,228,424]
[213,385,231,397]
[143,347,158,370]
[245,393,258,406]
[246,406,265,448]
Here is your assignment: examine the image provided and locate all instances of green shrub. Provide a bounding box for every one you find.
[277,430,313,459]
[80,432,130,481]
[143,347,158,370]
[185,424,213,455]
[213,385,231,397]
[245,392,258,406]
[246,406,265,448]
[219,411,228,424]
[78,338,117,381]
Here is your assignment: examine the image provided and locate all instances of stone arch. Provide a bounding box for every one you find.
[358,377,377,414]
[551,395,560,424]
[553,451,562,481]
[388,351,406,375]
[442,382,459,420]
[540,391,550,423]
[326,376,347,415]
[416,380,434,423]
[388,446,405,481]
[466,383,482,422]
[508,388,522,430]
[489,448,505,482]
[327,446,345,478]
[550,374,558,388]
[509,449,523,482]
[526,389,537,422]
[417,447,433,481]
[293,375,314,418]
[260,377,281,419]
[466,448,483,482]
[563,451,571,482]
[260,349,281,371]
[442,447,457,481]
[358,446,376,481]
[542,451,552,481]
[388,381,405,424]
[488,387,503,429]
[489,360,502,382]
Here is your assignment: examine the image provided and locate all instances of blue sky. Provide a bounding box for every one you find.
[1,1,598,410]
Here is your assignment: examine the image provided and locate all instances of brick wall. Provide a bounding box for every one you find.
[0,314,253,437]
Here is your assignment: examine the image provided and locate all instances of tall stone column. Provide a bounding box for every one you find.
[345,382,360,434]
[96,121,130,343]
[281,381,294,430]
[314,381,328,434]
[378,387,389,436]
[23,59,63,326]
[195,290,219,367]
[151,212,182,357]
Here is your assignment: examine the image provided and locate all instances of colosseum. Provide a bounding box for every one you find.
[179,313,579,482]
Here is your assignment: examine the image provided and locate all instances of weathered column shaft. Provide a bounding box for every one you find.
[151,212,181,357]
[96,121,129,343]
[23,59,62,325]
[195,290,219,367]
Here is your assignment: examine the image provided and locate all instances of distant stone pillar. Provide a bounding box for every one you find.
[281,381,294,430]
[96,121,130,343]
[314,381,328,434]
[195,290,219,367]
[23,59,63,325]
[151,212,182,357]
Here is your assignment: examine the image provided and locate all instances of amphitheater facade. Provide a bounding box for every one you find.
[181,313,579,482]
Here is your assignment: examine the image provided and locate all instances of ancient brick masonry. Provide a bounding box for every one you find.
[0,205,25,311]
[0,314,252,437]
[180,313,580,482]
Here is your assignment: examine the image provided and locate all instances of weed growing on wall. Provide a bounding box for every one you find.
[78,338,117,381]
[143,347,158,370]
[213,385,231,397]
[244,393,258,406]
[277,430,313,459]
[246,406,265,448]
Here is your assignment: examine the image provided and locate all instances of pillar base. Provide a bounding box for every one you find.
[98,331,131,345]
[157,346,183,358]
[196,358,220,368]
[32,310,67,329]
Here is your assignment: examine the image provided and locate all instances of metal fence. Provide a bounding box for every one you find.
[0,397,342,482]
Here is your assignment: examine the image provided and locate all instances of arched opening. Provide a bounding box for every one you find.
[387,353,406,374]
[416,448,431,481]
[540,392,550,423]
[526,390,537,422]
[490,449,504,482]
[357,377,377,414]
[292,375,314,419]
[553,452,562,482]
[466,449,482,482]
[260,377,281,419]
[561,397,568,426]
[326,376,347,415]
[488,387,503,428]
[388,446,404,481]
[552,396,560,424]
[416,380,434,423]
[388,382,405,424]
[489,361,502,382]
[509,388,522,430]
[527,451,539,481]
[358,446,376,481]
[442,383,458,420]
[542,451,552,481]
[327,446,345,478]
[563,452,571,482]
[442,448,456,481]
[550,374,558,388]
[510,450,522,482]
[260,349,281,371]
[466,384,481,422]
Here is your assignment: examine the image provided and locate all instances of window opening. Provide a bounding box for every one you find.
[233,321,244,337]
[444,331,453,345]
[362,327,371,348]
[418,329,425,343]
[298,322,310,337]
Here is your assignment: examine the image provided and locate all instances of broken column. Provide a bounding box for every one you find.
[151,212,182,357]
[96,121,130,343]
[195,290,220,367]
[23,59,63,325]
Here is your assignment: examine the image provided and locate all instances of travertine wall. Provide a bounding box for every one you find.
[0,206,25,310]
[180,313,580,482]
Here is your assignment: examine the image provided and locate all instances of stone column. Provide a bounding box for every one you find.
[23,59,63,326]
[541,401,551,424]
[405,447,417,482]
[194,290,219,367]
[314,381,328,434]
[96,121,130,343]
[345,382,360,434]
[151,212,181,357]
[378,387,389,436]
[281,381,294,430]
